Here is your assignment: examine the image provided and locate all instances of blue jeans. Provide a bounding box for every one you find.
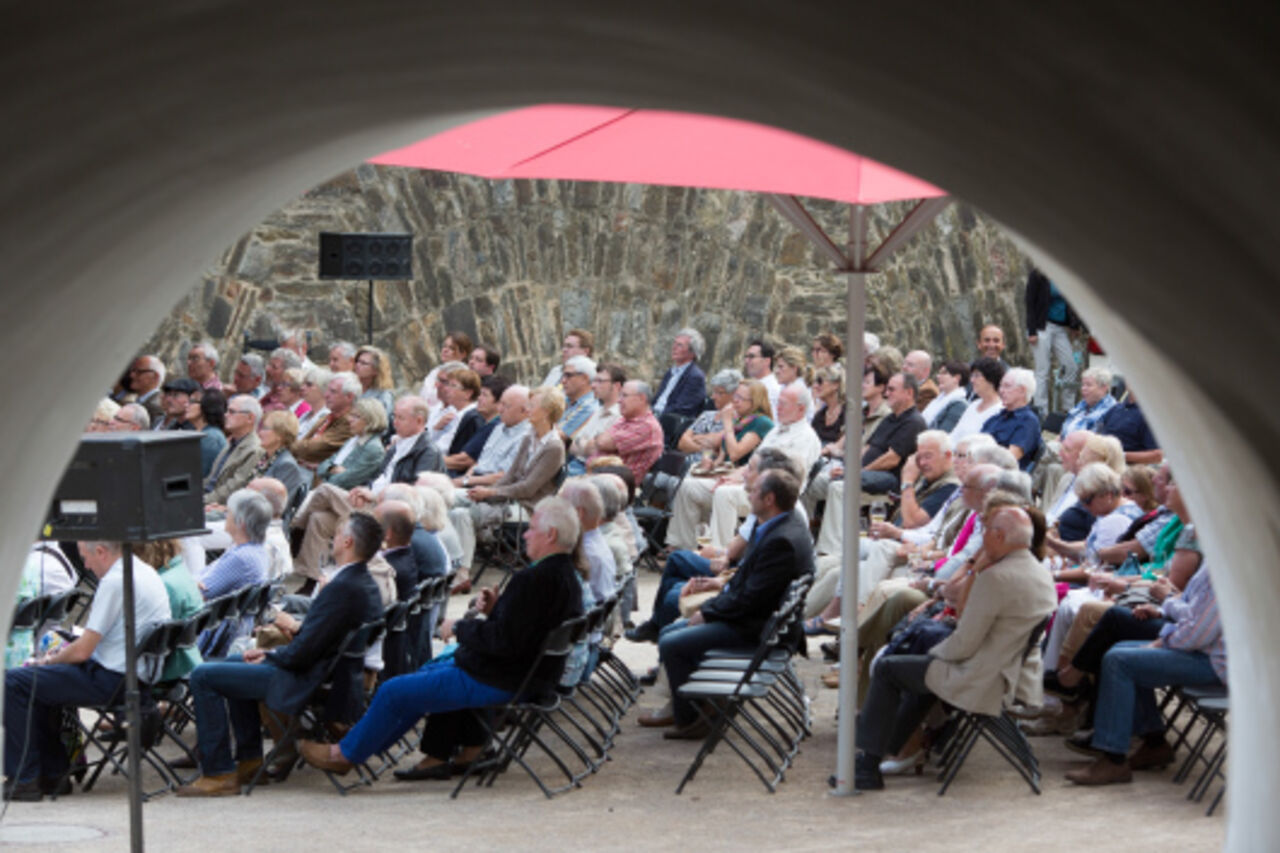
[190,655,279,775]
[1090,641,1221,755]
[4,661,122,782]
[861,470,899,495]
[339,659,512,764]
[649,550,714,629]
[658,619,756,726]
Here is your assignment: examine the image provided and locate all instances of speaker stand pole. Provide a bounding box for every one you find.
[367,280,374,345]
[121,547,145,853]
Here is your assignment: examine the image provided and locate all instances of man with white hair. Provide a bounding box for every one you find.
[698,384,822,549]
[651,328,707,418]
[300,496,585,780]
[1060,366,1116,436]
[561,479,618,605]
[199,489,272,649]
[291,372,358,467]
[230,353,267,399]
[186,341,222,391]
[3,540,170,800]
[982,367,1043,471]
[454,384,532,488]
[278,328,316,371]
[112,402,152,432]
[585,380,665,483]
[204,395,264,504]
[854,504,1056,790]
[327,341,356,374]
[556,354,600,441]
[902,350,938,412]
[259,347,303,412]
[128,355,166,425]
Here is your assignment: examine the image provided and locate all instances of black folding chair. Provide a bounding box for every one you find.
[631,450,695,572]
[658,411,695,451]
[674,579,810,794]
[471,502,531,589]
[451,614,591,799]
[58,620,186,800]
[934,615,1051,795]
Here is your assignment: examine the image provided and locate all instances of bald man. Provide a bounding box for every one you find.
[902,350,938,411]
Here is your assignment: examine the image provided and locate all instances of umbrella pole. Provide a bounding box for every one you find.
[122,546,145,852]
[832,267,866,796]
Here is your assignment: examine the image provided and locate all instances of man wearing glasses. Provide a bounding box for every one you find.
[743,339,781,418]
[556,355,600,443]
[567,364,625,475]
[128,355,166,426]
[204,395,265,505]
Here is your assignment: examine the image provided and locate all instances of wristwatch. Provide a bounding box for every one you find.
[900,481,915,491]
[463,476,470,487]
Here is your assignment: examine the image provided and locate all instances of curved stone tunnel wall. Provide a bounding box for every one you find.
[147,165,1035,385]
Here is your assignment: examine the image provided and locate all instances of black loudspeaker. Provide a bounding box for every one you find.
[45,432,206,542]
[318,232,413,279]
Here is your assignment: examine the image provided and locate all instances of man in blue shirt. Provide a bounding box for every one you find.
[1098,388,1162,464]
[556,355,600,441]
[982,367,1042,471]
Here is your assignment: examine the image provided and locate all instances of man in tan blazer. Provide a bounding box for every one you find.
[204,395,265,505]
[853,504,1057,790]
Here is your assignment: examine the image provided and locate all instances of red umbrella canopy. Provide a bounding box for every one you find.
[369,104,944,205]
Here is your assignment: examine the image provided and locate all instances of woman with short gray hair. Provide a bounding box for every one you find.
[677,368,742,456]
[201,489,271,647]
[296,367,333,437]
[1060,365,1118,436]
[314,398,388,489]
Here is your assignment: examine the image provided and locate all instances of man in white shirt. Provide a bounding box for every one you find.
[568,364,624,475]
[4,540,171,800]
[705,385,822,547]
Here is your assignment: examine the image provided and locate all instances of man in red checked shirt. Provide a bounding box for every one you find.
[584,379,664,482]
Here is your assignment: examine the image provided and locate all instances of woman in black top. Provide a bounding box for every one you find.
[811,365,846,446]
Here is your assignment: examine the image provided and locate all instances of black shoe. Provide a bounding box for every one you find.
[1044,671,1084,702]
[393,761,452,781]
[40,775,73,797]
[624,621,660,644]
[3,778,43,802]
[638,667,659,687]
[821,640,839,662]
[854,753,885,791]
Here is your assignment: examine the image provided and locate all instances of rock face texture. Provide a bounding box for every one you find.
[145,165,1032,386]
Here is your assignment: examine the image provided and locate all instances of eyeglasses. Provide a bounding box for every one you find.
[128,367,156,375]
[227,408,253,416]
[561,371,580,379]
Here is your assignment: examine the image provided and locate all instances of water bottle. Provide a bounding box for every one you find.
[1118,550,1141,577]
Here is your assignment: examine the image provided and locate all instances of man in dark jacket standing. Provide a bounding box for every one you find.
[178,512,384,796]
[655,469,813,738]
[298,495,585,779]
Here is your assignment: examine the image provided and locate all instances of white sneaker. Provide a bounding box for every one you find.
[879,750,923,775]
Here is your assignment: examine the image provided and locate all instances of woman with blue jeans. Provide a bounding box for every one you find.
[1065,563,1225,785]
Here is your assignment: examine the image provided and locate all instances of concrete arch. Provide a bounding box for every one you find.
[2,4,1274,847]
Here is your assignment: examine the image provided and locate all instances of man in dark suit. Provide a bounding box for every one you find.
[651,328,708,418]
[375,500,420,678]
[177,512,384,796]
[654,468,813,738]
[297,495,585,780]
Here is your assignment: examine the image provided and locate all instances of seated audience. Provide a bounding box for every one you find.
[467,342,500,378]
[555,355,600,442]
[742,339,781,417]
[87,397,120,432]
[200,490,272,650]
[1097,386,1163,464]
[444,375,509,472]
[448,386,566,585]
[675,369,739,456]
[277,367,312,423]
[113,402,151,432]
[294,367,332,438]
[773,346,816,418]
[229,353,267,400]
[128,355,166,425]
[259,347,302,412]
[133,538,203,682]
[810,333,843,369]
[902,350,938,411]
[186,341,223,391]
[155,377,199,430]
[431,368,483,455]
[327,340,356,374]
[542,328,594,388]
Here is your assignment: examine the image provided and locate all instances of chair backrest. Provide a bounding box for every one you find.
[1022,615,1051,664]
[43,589,85,628]
[636,449,694,506]
[383,599,412,634]
[10,594,52,633]
[136,619,185,686]
[658,412,694,450]
[281,481,310,527]
[337,618,386,662]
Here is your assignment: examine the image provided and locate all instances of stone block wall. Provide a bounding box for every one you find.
[144,165,1034,388]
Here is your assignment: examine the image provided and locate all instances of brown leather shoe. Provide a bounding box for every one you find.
[298,739,352,775]
[1129,739,1176,771]
[235,758,266,786]
[1064,757,1133,786]
[637,707,675,727]
[176,772,241,797]
[821,670,840,689]
[663,719,711,740]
